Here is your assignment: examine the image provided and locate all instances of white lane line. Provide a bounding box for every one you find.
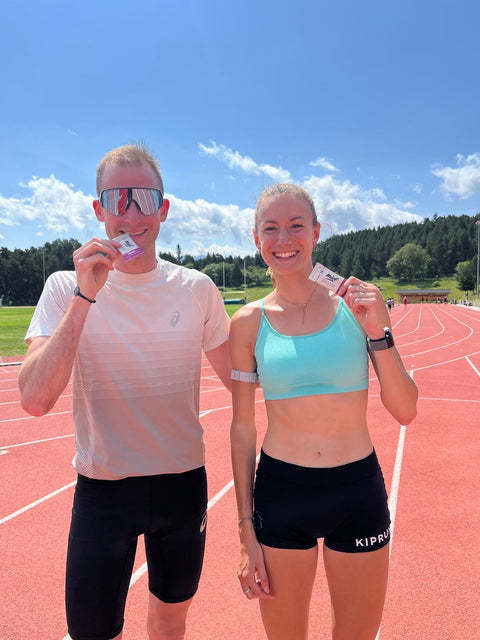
[409,349,480,372]
[0,410,72,424]
[466,356,480,378]
[0,393,72,406]
[0,433,74,451]
[0,481,76,526]
[375,370,414,640]
[387,423,407,547]
[399,304,445,347]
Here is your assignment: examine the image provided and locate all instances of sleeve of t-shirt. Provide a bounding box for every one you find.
[199,276,230,353]
[25,271,76,343]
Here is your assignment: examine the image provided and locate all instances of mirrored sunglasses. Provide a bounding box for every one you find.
[99,187,164,216]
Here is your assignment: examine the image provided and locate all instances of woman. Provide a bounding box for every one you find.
[230,183,417,640]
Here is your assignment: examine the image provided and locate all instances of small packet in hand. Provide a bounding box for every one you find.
[309,262,346,294]
[113,233,143,262]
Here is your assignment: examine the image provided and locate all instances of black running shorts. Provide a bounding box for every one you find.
[253,449,390,553]
[66,467,207,640]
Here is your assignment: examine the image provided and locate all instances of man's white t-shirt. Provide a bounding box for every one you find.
[26,261,229,480]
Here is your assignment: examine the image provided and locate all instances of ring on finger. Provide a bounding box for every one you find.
[243,587,251,594]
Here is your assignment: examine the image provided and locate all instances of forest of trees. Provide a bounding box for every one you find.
[1,213,479,306]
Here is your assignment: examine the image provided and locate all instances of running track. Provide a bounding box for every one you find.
[1,303,479,640]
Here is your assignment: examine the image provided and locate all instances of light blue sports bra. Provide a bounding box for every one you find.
[254,297,369,400]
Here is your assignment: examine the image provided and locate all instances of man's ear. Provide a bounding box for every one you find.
[93,199,104,222]
[160,198,170,222]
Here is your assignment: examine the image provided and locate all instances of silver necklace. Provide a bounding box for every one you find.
[275,285,318,324]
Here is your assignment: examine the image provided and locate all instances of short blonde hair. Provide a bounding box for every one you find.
[254,183,318,231]
[96,142,164,195]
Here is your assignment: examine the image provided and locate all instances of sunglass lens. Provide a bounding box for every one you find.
[131,188,163,215]
[116,189,129,215]
[100,188,163,215]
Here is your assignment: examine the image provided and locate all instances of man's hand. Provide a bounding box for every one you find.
[73,238,121,299]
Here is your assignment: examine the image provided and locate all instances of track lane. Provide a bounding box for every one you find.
[1,304,480,639]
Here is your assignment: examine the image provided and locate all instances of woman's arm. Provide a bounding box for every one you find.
[229,307,272,599]
[339,277,418,425]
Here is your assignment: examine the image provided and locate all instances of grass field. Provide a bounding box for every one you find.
[1,277,476,357]
[0,307,35,357]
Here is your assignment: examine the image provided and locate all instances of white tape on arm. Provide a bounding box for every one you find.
[231,369,258,383]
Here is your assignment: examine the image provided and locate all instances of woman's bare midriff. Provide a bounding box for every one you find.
[262,389,373,468]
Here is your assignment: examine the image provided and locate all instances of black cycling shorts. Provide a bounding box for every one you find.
[66,467,207,640]
[253,449,390,553]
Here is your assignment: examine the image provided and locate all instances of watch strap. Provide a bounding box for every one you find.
[74,286,96,304]
[367,328,394,351]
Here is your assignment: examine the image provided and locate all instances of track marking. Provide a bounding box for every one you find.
[0,434,74,451]
[391,304,422,339]
[0,410,72,424]
[409,349,480,372]
[0,393,72,406]
[0,481,76,526]
[400,307,474,358]
[398,305,445,347]
[375,370,413,640]
[466,356,480,378]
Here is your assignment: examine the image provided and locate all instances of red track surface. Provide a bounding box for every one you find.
[1,303,480,639]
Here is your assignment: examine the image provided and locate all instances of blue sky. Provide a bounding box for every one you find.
[1,0,480,259]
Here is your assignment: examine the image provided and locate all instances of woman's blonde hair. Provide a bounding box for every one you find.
[254,183,318,231]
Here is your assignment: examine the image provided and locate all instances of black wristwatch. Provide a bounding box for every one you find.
[74,286,96,304]
[367,327,394,351]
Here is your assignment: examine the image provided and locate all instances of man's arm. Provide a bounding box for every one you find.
[205,339,232,391]
[19,236,121,416]
[19,297,92,416]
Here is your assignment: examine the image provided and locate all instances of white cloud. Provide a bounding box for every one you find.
[302,174,422,236]
[310,157,339,172]
[411,183,423,194]
[1,175,97,236]
[199,141,291,182]
[0,147,426,256]
[0,175,256,256]
[432,153,480,199]
[199,142,424,240]
[394,198,417,209]
[160,194,255,255]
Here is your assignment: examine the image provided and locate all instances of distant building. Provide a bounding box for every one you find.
[396,289,450,303]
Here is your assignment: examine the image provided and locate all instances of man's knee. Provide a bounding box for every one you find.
[147,594,192,640]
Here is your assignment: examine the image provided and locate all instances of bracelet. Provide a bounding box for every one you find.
[238,517,254,525]
[73,286,96,304]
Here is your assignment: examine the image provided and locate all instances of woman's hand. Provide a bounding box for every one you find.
[338,277,388,338]
[237,525,273,600]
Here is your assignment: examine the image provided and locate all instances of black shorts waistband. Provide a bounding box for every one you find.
[257,449,380,487]
[77,465,206,486]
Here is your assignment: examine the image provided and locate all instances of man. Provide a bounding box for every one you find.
[19,143,231,640]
